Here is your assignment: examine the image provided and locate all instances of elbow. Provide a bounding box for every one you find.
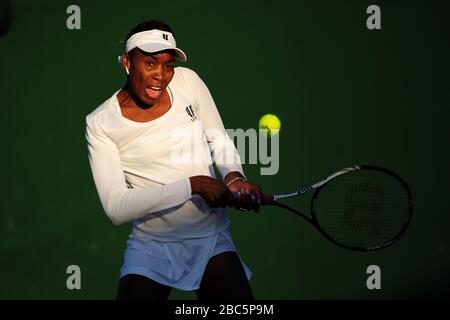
[101,189,132,226]
[107,213,125,226]
[104,201,128,226]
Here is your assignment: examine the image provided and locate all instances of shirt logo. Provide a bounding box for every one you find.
[185,105,197,121]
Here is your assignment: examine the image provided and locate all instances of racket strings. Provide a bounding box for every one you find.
[313,169,411,249]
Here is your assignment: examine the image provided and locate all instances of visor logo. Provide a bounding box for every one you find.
[162,33,169,40]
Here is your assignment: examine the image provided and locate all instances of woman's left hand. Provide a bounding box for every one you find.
[227,179,263,212]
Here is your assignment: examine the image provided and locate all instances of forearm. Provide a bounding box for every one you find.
[101,178,192,226]
[208,136,246,180]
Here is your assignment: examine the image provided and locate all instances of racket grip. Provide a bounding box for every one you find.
[231,192,274,205]
[260,194,274,205]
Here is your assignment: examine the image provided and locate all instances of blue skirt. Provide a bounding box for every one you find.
[119,228,252,291]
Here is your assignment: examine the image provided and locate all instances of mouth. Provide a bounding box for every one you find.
[145,86,163,100]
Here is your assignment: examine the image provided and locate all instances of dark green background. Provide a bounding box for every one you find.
[1,0,449,299]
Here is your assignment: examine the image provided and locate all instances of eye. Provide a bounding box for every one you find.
[166,64,175,70]
[145,61,154,67]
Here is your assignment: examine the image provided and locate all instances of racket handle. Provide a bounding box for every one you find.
[260,194,274,205]
[231,192,274,205]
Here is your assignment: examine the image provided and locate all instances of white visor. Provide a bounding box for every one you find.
[125,29,187,62]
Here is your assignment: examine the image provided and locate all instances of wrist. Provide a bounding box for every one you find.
[226,176,247,187]
[224,171,246,185]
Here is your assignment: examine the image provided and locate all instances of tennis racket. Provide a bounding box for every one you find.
[254,165,413,251]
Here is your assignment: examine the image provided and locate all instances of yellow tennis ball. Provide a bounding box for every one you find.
[259,114,281,136]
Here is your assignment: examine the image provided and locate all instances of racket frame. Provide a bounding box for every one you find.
[271,165,413,251]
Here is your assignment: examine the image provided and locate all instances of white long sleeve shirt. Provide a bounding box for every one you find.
[85,67,245,240]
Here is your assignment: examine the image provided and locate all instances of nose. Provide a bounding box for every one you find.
[151,64,164,80]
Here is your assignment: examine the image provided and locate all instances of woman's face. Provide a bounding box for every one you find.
[125,48,175,106]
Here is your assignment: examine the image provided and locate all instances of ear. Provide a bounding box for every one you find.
[120,53,131,73]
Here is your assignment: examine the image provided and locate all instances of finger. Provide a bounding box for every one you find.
[219,190,228,208]
[232,191,239,209]
[225,188,234,207]
[250,192,260,212]
[214,191,226,208]
[243,189,252,209]
[239,189,247,209]
[237,189,245,208]
[250,192,257,205]
[254,186,263,200]
[236,190,243,209]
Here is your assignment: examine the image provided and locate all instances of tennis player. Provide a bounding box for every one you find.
[85,20,262,300]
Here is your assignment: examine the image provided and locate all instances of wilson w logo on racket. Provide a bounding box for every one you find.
[244,165,413,251]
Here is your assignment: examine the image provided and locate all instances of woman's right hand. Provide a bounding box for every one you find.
[189,176,233,208]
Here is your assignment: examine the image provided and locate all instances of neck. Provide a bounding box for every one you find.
[122,83,154,110]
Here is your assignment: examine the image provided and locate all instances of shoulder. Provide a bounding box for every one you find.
[85,92,119,130]
[173,66,201,82]
[171,66,206,90]
[170,67,210,105]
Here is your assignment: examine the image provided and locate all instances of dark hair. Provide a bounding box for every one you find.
[126,20,175,41]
